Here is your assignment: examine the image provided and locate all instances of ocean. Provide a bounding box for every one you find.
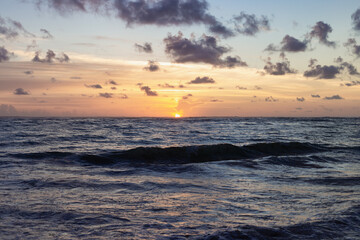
[0,117,359,239]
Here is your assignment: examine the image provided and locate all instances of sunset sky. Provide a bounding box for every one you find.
[0,0,359,117]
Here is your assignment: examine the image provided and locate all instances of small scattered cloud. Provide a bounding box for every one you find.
[111,87,117,90]
[0,46,13,62]
[210,99,223,102]
[0,16,34,40]
[343,80,360,87]
[118,93,128,99]
[265,35,308,52]
[263,53,296,75]
[182,94,193,100]
[158,83,175,88]
[135,42,153,53]
[236,86,247,90]
[24,70,33,75]
[32,50,70,63]
[50,77,57,83]
[26,40,38,51]
[70,76,82,79]
[254,85,262,90]
[296,97,305,102]
[143,60,160,72]
[85,84,102,89]
[107,80,118,85]
[265,96,278,102]
[309,21,336,47]
[13,88,30,95]
[351,8,360,32]
[164,32,247,68]
[311,94,321,98]
[140,85,158,96]
[233,12,270,36]
[344,38,360,58]
[304,59,340,79]
[40,28,53,39]
[188,76,215,84]
[99,93,113,98]
[323,95,344,100]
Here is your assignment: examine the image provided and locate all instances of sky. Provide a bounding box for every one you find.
[0,0,359,117]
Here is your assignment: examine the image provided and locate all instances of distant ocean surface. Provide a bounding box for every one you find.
[0,117,359,239]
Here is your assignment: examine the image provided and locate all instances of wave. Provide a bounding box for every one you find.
[8,142,326,165]
[195,205,360,240]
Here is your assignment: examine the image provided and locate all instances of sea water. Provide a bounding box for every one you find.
[0,117,359,239]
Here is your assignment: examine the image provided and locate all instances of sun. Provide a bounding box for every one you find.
[174,113,181,118]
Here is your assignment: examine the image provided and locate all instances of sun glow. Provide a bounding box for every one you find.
[174,113,181,118]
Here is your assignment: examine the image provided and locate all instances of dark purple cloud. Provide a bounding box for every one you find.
[265,96,278,102]
[99,93,113,98]
[13,88,30,95]
[0,46,13,62]
[344,80,360,87]
[182,94,193,99]
[164,32,247,68]
[135,42,152,53]
[188,76,215,84]
[144,60,160,72]
[311,94,321,98]
[32,50,70,63]
[85,84,102,89]
[351,8,360,31]
[323,95,344,100]
[33,0,233,38]
[140,85,158,96]
[233,12,270,36]
[24,70,33,75]
[265,35,308,52]
[304,59,340,79]
[296,97,305,102]
[108,80,118,85]
[263,55,296,75]
[309,21,336,47]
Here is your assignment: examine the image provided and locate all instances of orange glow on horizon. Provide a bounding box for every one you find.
[174,113,181,118]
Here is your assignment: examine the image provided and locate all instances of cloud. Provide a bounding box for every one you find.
[0,16,34,40]
[344,80,360,87]
[254,85,262,90]
[323,95,344,100]
[311,94,321,98]
[263,54,296,75]
[236,86,247,90]
[265,96,278,102]
[352,8,360,31]
[210,99,223,102]
[32,50,70,63]
[134,42,152,53]
[344,38,360,58]
[40,28,53,39]
[70,76,82,79]
[0,104,18,116]
[99,93,113,98]
[85,84,102,89]
[143,60,160,72]
[33,0,233,38]
[233,12,270,36]
[50,77,57,83]
[188,76,215,84]
[24,70,33,75]
[340,62,360,75]
[182,94,193,100]
[0,46,13,62]
[26,40,38,51]
[265,35,308,52]
[140,85,158,96]
[107,80,118,85]
[296,97,305,102]
[304,59,340,79]
[164,32,247,68]
[118,93,128,99]
[309,21,336,47]
[158,83,174,88]
[13,88,30,95]
[111,87,117,90]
